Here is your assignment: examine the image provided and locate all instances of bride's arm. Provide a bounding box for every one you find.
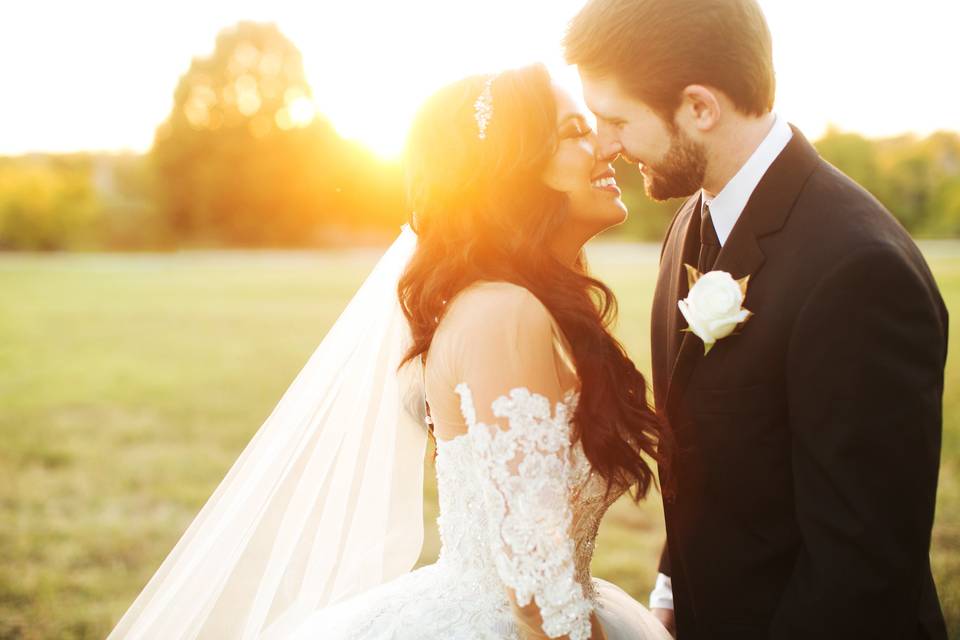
[450,285,599,640]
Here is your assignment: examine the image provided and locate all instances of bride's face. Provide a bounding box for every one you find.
[540,85,627,233]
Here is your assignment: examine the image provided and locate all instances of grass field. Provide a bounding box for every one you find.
[1,241,958,639]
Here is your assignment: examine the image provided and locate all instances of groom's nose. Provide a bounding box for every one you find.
[594,123,622,163]
[595,136,622,164]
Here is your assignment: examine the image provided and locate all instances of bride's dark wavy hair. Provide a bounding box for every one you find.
[397,63,668,503]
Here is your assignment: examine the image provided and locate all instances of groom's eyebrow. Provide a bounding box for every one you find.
[595,111,624,124]
[585,103,623,124]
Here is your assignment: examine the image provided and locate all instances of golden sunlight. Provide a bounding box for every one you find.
[285,0,586,158]
[0,0,956,157]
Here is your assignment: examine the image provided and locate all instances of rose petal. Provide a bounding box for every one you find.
[703,288,738,316]
[707,318,739,340]
[706,309,752,339]
[679,299,715,348]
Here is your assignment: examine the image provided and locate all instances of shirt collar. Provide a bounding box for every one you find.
[701,113,793,246]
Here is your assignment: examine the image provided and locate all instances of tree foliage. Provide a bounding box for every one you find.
[0,155,99,250]
[816,128,960,237]
[151,21,403,247]
[0,20,957,250]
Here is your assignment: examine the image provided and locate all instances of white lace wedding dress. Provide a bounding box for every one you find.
[282,281,670,640]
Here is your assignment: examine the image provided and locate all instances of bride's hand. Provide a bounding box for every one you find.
[589,610,609,640]
[651,607,675,637]
[514,608,607,640]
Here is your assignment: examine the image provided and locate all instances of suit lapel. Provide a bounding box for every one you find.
[661,195,701,370]
[651,193,699,411]
[663,125,822,418]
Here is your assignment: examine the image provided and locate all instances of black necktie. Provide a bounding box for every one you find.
[698,202,721,273]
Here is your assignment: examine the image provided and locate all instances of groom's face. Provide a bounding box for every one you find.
[579,73,706,201]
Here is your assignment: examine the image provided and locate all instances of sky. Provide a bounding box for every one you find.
[1,0,957,158]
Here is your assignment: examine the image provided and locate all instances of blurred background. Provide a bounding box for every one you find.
[1,0,958,638]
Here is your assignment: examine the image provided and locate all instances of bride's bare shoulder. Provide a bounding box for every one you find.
[427,280,576,388]
[441,280,550,328]
[427,281,552,383]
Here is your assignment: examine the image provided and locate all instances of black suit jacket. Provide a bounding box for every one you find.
[650,126,948,639]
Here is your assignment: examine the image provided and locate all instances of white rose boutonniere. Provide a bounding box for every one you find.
[678,264,753,354]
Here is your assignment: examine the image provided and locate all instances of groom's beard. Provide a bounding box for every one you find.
[642,129,707,202]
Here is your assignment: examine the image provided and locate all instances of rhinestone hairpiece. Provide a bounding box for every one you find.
[474,75,495,140]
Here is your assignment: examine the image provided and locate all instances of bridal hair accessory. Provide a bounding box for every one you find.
[474,75,495,139]
[678,265,753,355]
[108,224,429,639]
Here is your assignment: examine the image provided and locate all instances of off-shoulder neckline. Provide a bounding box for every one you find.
[435,381,581,448]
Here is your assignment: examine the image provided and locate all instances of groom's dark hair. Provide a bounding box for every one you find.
[564,0,775,121]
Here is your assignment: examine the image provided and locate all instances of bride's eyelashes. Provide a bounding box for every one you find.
[558,113,594,140]
[560,123,593,140]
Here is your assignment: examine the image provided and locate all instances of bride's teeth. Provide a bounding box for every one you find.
[592,177,616,188]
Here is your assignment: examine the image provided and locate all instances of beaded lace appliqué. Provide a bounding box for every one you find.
[454,382,593,640]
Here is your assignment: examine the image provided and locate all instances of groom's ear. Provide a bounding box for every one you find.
[676,85,721,133]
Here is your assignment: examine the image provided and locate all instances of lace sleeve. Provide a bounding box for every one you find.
[456,383,590,639]
[448,282,592,640]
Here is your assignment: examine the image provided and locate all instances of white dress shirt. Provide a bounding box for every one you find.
[699,113,793,246]
[649,113,793,611]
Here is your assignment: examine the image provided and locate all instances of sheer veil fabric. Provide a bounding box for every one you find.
[108,224,429,639]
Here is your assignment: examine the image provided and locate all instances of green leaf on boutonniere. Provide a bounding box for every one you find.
[684,263,702,291]
[736,274,750,298]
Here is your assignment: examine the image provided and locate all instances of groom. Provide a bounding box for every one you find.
[565,1,948,638]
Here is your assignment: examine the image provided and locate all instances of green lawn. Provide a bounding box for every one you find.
[1,242,957,639]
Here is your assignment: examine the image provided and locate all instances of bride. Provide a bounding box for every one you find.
[109,63,672,640]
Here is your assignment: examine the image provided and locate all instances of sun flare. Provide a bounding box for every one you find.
[0,0,956,157]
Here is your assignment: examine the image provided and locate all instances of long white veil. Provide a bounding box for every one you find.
[109,223,428,639]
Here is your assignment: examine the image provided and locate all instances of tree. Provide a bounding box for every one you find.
[152,21,357,246]
[815,127,881,194]
[0,155,100,250]
[817,129,960,237]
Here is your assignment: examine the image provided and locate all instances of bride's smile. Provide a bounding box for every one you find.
[540,85,628,237]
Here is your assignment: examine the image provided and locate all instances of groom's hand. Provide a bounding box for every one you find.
[651,608,675,637]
